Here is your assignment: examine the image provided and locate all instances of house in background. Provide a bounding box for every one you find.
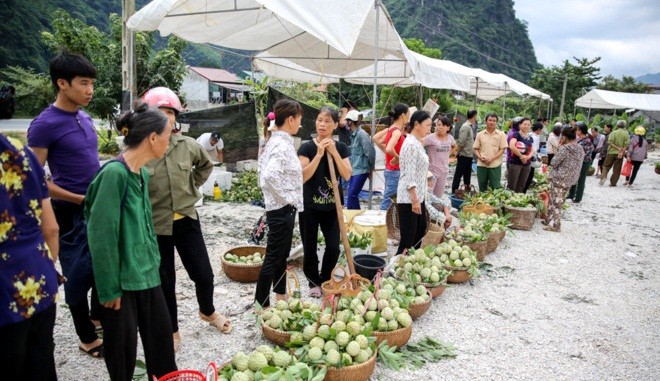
[180,66,251,111]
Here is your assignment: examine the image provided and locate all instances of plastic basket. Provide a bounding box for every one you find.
[155,363,217,381]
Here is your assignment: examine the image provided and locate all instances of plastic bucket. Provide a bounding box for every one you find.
[353,254,386,282]
[449,195,464,210]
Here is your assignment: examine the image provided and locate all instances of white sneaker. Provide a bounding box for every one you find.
[599,178,605,186]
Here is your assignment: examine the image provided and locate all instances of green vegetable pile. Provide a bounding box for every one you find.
[224,251,264,265]
[218,345,326,381]
[259,298,321,333]
[347,232,372,250]
[392,247,452,287]
[220,170,263,203]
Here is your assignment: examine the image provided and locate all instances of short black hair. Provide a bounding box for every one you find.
[484,113,498,122]
[467,109,478,119]
[531,122,544,132]
[49,51,96,92]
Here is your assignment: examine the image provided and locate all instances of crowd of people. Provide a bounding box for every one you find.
[0,50,653,380]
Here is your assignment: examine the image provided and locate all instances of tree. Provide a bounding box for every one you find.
[597,75,650,93]
[529,57,602,118]
[37,9,187,121]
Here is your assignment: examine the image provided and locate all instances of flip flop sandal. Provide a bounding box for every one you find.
[79,343,104,358]
[309,287,322,298]
[173,334,181,353]
[199,311,232,334]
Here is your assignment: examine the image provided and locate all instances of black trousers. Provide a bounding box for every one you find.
[52,199,101,344]
[157,216,215,333]
[625,160,643,185]
[523,167,536,193]
[547,154,555,166]
[255,205,296,307]
[299,208,340,288]
[396,202,428,255]
[451,155,473,193]
[0,304,57,381]
[101,287,176,381]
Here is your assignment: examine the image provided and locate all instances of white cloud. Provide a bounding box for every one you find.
[514,0,660,77]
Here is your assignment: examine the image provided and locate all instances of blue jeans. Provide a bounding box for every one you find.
[346,173,369,209]
[380,169,400,210]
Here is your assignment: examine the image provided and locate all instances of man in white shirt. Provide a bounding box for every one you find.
[196,131,224,163]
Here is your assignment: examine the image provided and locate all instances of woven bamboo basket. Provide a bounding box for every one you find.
[261,323,291,347]
[386,203,430,240]
[420,223,444,248]
[464,240,488,261]
[221,246,266,283]
[485,231,506,254]
[372,324,413,348]
[425,283,447,298]
[445,267,471,283]
[461,201,496,216]
[505,206,537,230]
[324,351,377,381]
[408,289,433,320]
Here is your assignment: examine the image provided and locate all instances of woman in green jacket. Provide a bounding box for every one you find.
[85,101,176,381]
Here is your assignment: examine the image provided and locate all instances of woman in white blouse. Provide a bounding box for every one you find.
[396,110,432,254]
[255,99,304,308]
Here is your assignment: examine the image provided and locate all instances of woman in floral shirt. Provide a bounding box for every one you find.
[396,110,432,254]
[0,133,60,380]
[568,122,593,203]
[543,126,584,232]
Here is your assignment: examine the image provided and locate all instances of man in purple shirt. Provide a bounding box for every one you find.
[27,51,104,358]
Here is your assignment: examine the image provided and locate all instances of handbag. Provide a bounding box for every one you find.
[621,159,633,177]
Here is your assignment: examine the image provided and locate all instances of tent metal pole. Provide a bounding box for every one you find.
[368,0,380,210]
[546,100,551,120]
[474,79,479,108]
[501,84,507,122]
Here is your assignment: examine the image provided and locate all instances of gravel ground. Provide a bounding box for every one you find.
[54,156,660,381]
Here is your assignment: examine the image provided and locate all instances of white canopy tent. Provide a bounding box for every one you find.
[575,89,660,111]
[128,0,409,82]
[128,0,550,109]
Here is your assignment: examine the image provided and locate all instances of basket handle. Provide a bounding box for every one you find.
[285,266,300,297]
[206,362,218,381]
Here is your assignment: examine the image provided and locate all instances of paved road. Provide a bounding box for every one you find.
[0,118,31,131]
[0,118,106,132]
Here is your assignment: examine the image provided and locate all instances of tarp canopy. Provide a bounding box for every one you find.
[128,0,549,100]
[128,0,408,83]
[575,89,660,111]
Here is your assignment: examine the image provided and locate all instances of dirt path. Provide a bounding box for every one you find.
[54,156,660,381]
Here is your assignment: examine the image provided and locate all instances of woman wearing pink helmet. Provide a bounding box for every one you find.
[142,87,231,353]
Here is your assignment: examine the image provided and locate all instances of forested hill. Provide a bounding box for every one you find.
[2,0,539,81]
[0,0,237,73]
[384,0,539,81]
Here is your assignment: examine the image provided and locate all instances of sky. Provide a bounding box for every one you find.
[513,0,660,79]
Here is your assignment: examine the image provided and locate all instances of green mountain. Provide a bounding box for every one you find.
[1,0,537,81]
[636,73,660,85]
[383,0,539,81]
